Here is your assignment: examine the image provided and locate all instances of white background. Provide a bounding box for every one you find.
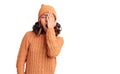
[0,0,120,74]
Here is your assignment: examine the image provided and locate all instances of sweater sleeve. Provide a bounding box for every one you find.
[16,32,30,74]
[46,28,64,58]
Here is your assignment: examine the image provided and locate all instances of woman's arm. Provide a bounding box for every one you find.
[46,28,64,58]
[16,32,30,74]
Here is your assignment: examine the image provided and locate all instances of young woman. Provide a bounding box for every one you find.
[16,4,64,74]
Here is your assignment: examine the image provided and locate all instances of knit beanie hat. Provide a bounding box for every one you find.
[38,4,57,21]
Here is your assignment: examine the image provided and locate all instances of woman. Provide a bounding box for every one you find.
[16,4,64,74]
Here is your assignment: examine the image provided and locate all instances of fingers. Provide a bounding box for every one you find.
[47,11,56,28]
[47,11,54,21]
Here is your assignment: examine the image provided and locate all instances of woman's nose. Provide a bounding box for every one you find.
[45,18,47,23]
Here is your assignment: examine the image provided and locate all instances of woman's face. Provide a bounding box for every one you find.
[39,13,48,31]
[39,12,56,32]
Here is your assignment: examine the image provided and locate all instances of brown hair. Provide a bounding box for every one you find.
[32,21,62,36]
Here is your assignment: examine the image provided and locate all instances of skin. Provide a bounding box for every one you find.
[39,11,56,32]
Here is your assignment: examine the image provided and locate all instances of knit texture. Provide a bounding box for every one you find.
[16,28,64,74]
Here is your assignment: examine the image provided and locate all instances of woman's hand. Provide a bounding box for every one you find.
[47,11,56,28]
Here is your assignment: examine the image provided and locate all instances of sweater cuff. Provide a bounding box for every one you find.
[46,28,55,36]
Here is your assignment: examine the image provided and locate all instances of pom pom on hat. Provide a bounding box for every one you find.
[38,4,57,21]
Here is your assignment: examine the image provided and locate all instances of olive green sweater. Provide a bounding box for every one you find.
[16,28,64,74]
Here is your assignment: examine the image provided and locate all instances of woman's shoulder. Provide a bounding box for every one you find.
[25,31,34,34]
[24,31,36,37]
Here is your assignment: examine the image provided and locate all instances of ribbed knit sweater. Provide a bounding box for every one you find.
[16,28,64,74]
